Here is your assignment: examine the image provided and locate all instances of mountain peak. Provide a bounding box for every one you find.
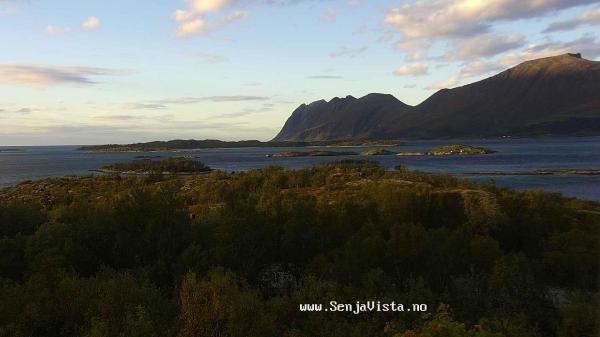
[274,53,600,141]
[499,52,598,81]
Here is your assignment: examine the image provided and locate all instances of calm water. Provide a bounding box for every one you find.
[1,137,599,201]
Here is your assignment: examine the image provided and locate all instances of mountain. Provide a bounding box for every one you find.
[273,53,600,141]
[273,94,410,141]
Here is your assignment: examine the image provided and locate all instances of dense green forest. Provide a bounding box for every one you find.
[0,161,598,337]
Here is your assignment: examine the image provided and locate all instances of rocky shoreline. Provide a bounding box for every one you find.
[464,168,600,176]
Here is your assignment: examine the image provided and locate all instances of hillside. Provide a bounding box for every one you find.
[0,161,598,336]
[273,94,410,141]
[274,53,600,140]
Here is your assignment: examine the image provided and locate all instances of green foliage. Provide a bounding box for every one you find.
[102,157,211,174]
[429,145,495,155]
[0,162,597,336]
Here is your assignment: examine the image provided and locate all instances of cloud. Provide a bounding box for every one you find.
[426,76,458,90]
[444,33,525,60]
[305,75,343,79]
[0,107,36,115]
[197,52,229,63]
[544,5,600,31]
[126,103,168,110]
[393,63,429,76]
[329,46,368,58]
[177,18,206,36]
[498,34,600,66]
[383,0,596,53]
[127,95,270,109]
[459,60,504,78]
[214,10,247,28]
[448,34,600,82]
[94,114,174,122]
[82,16,101,30]
[204,95,269,102]
[216,104,274,118]
[44,25,72,35]
[172,0,246,37]
[322,7,336,22]
[188,0,231,12]
[0,64,129,87]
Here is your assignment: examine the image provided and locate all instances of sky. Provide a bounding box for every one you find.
[1,0,599,145]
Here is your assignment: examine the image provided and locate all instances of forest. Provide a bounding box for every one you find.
[0,160,598,337]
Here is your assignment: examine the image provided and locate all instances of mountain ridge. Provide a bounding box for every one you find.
[273,53,600,141]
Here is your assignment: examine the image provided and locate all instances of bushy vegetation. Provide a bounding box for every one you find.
[101,157,212,174]
[0,161,598,337]
[430,145,495,155]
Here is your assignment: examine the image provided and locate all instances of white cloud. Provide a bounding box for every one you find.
[459,60,503,78]
[44,25,72,35]
[426,76,458,90]
[545,5,600,31]
[383,0,596,53]
[172,0,245,37]
[127,96,271,110]
[453,34,600,80]
[176,18,206,36]
[82,16,101,30]
[188,0,232,13]
[393,63,429,76]
[172,9,194,22]
[0,64,128,87]
[445,33,525,60]
[498,34,600,67]
[216,10,247,27]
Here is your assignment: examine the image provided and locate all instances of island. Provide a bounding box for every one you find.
[266,150,357,158]
[464,168,600,176]
[397,144,495,156]
[79,139,404,152]
[360,149,395,156]
[396,151,428,156]
[96,157,212,175]
[326,140,403,147]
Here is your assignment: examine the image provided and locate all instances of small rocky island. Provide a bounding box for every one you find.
[361,149,395,156]
[97,157,212,175]
[267,150,357,158]
[397,144,495,156]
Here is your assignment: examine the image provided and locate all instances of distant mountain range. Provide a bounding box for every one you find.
[273,53,600,141]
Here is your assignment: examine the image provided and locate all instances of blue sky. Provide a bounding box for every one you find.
[1,0,599,145]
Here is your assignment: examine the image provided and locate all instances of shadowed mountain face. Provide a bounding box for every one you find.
[273,53,600,141]
[273,94,410,141]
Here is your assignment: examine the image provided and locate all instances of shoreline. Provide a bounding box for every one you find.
[90,169,213,176]
[463,169,600,176]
